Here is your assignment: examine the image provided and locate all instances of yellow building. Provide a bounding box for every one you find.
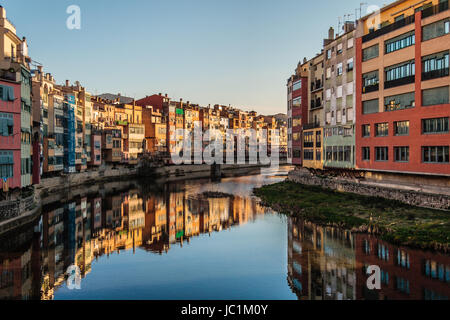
[302,127,324,170]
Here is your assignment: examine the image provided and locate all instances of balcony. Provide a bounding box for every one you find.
[384,75,415,89]
[311,80,323,92]
[362,83,379,93]
[422,68,449,81]
[303,123,321,130]
[421,0,449,19]
[311,99,322,110]
[362,15,415,43]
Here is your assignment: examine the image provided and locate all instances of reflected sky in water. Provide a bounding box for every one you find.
[0,166,448,300]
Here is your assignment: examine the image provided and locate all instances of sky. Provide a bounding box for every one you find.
[2,0,386,115]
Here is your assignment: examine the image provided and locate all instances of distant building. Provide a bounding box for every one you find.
[0,5,34,189]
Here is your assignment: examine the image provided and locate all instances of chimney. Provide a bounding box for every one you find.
[158,93,161,96]
[344,21,355,33]
[65,80,70,86]
[180,98,183,102]
[165,94,168,97]
[303,57,307,64]
[37,65,43,73]
[328,27,334,40]
[0,6,6,19]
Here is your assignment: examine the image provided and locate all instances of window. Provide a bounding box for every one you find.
[303,132,313,148]
[21,158,31,175]
[316,150,321,161]
[384,92,415,112]
[344,146,351,162]
[362,70,379,93]
[337,63,343,76]
[293,80,302,91]
[385,31,415,54]
[362,147,370,161]
[337,86,343,98]
[326,49,332,60]
[303,150,314,160]
[422,86,449,106]
[338,146,344,161]
[375,123,389,137]
[422,51,449,80]
[423,18,450,41]
[0,151,14,178]
[422,146,449,163]
[394,121,409,136]
[326,147,332,161]
[293,97,302,107]
[394,146,409,162]
[362,125,371,137]
[385,60,415,88]
[422,117,449,134]
[337,43,343,54]
[363,44,379,61]
[0,85,15,101]
[316,131,321,148]
[0,113,14,136]
[363,99,379,114]
[375,147,388,161]
[347,58,354,72]
[347,38,354,49]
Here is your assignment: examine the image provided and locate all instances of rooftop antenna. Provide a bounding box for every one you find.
[337,16,342,36]
[359,2,368,19]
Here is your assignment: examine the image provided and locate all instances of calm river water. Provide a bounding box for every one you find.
[0,166,448,300]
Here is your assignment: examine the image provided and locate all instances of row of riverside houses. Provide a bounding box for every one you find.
[287,0,450,179]
[0,5,287,199]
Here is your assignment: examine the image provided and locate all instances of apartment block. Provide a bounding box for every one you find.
[0,78,21,190]
[356,0,450,176]
[323,25,357,169]
[142,105,167,154]
[287,60,309,165]
[303,52,325,170]
[0,6,34,188]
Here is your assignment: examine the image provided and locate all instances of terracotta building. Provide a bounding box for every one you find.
[356,0,450,176]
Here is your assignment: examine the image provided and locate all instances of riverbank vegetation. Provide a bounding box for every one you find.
[254,181,450,252]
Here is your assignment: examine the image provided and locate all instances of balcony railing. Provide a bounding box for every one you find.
[362,15,415,43]
[422,0,449,19]
[362,83,379,93]
[303,123,321,130]
[311,99,322,110]
[422,68,450,81]
[311,80,323,92]
[384,75,415,89]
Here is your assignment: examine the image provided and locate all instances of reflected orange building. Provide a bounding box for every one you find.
[288,218,450,300]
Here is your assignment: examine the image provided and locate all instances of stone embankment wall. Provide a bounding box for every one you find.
[288,168,450,211]
[0,194,41,235]
[38,166,138,196]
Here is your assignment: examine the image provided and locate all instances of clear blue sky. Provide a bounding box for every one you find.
[2,0,385,114]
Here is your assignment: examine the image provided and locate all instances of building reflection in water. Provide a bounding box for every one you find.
[0,180,267,300]
[288,217,450,300]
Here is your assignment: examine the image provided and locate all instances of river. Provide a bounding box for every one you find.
[0,166,448,300]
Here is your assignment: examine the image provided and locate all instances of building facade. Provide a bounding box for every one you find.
[356,0,450,176]
[324,25,357,169]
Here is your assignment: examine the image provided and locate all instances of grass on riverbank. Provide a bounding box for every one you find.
[254,181,450,251]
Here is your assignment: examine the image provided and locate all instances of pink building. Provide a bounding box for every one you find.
[0,79,21,190]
